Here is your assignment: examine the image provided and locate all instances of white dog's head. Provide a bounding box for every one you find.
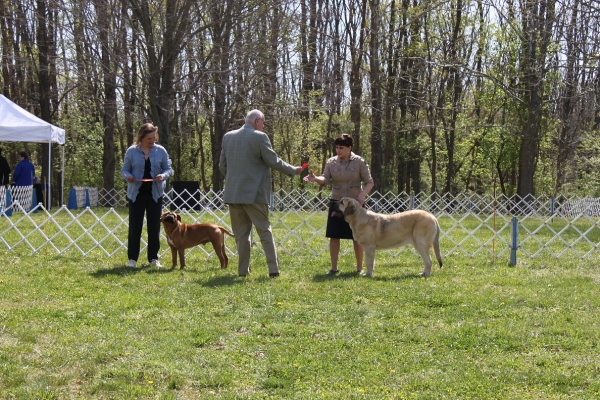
[337,197,361,221]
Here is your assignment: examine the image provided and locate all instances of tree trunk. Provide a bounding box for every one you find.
[369,0,382,194]
[442,0,464,196]
[36,0,55,205]
[93,0,117,193]
[209,0,232,191]
[0,0,13,96]
[129,0,195,152]
[517,0,555,198]
[348,0,367,155]
[381,0,398,193]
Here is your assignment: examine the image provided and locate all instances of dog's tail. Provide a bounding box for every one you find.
[433,221,443,268]
[221,227,235,237]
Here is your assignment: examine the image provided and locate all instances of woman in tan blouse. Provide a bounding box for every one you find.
[304,134,374,275]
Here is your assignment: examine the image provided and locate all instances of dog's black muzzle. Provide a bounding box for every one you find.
[329,199,341,213]
[163,214,177,223]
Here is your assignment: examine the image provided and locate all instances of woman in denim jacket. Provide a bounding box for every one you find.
[303,134,374,275]
[122,123,174,268]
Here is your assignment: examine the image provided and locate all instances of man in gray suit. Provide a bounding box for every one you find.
[219,109,303,277]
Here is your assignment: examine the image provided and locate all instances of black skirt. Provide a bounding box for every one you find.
[325,199,354,240]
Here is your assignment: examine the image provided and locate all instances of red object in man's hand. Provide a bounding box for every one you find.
[302,163,308,169]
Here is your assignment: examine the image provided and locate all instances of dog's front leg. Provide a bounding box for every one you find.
[363,245,376,277]
[177,247,186,270]
[169,245,178,270]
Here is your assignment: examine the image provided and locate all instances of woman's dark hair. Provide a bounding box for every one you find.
[136,123,158,144]
[334,133,353,147]
[19,151,28,158]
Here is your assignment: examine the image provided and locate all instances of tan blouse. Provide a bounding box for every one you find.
[322,152,373,200]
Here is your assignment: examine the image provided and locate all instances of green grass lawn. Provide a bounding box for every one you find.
[1,232,600,398]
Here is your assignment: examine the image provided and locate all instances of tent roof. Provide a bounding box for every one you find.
[0,94,65,145]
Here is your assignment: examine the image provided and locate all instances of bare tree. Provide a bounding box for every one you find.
[368,0,382,194]
[298,0,321,167]
[440,0,466,195]
[345,0,368,155]
[92,0,123,192]
[516,0,556,198]
[128,0,197,151]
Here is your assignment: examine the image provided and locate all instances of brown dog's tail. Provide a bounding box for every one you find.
[221,227,235,237]
[433,221,443,268]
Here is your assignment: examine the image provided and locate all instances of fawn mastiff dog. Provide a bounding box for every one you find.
[160,211,234,270]
[335,197,443,277]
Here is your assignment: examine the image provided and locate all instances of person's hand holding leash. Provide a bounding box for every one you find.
[303,170,316,183]
[357,192,366,205]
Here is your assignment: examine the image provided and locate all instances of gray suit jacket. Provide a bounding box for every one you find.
[219,123,296,204]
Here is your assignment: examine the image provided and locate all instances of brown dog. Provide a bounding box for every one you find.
[160,211,234,270]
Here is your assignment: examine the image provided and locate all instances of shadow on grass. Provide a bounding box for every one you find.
[311,266,424,283]
[369,272,425,282]
[89,263,175,277]
[199,274,249,288]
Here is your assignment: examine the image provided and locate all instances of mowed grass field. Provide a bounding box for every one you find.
[1,217,600,399]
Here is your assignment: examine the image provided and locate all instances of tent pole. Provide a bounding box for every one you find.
[61,145,64,206]
[48,141,51,209]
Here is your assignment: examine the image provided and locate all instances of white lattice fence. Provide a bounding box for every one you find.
[1,188,599,262]
[0,185,35,213]
[68,186,99,208]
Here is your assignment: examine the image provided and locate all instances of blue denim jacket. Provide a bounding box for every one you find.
[121,144,174,202]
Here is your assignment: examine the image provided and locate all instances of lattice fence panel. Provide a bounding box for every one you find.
[2,188,600,262]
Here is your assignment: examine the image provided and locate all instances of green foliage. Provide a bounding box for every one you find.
[168,120,212,184]
[57,111,105,188]
[565,130,600,196]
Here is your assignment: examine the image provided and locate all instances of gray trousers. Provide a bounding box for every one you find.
[228,203,279,275]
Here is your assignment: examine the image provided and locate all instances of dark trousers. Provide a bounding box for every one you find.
[128,192,163,262]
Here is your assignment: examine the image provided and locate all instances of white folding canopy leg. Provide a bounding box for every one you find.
[61,144,64,206]
[48,141,51,208]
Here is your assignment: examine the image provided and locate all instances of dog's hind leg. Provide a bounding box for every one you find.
[209,234,228,269]
[219,242,228,269]
[416,244,433,277]
[217,241,228,269]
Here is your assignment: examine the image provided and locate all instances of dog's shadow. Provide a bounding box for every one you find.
[311,269,424,283]
[368,272,425,282]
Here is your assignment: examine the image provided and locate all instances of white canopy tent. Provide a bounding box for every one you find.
[0,94,66,207]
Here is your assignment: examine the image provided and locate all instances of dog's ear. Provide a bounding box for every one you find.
[177,214,181,222]
[343,200,356,216]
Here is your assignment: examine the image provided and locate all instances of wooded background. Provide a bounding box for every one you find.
[1,0,599,202]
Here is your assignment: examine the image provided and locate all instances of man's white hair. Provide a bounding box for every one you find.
[245,109,264,123]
